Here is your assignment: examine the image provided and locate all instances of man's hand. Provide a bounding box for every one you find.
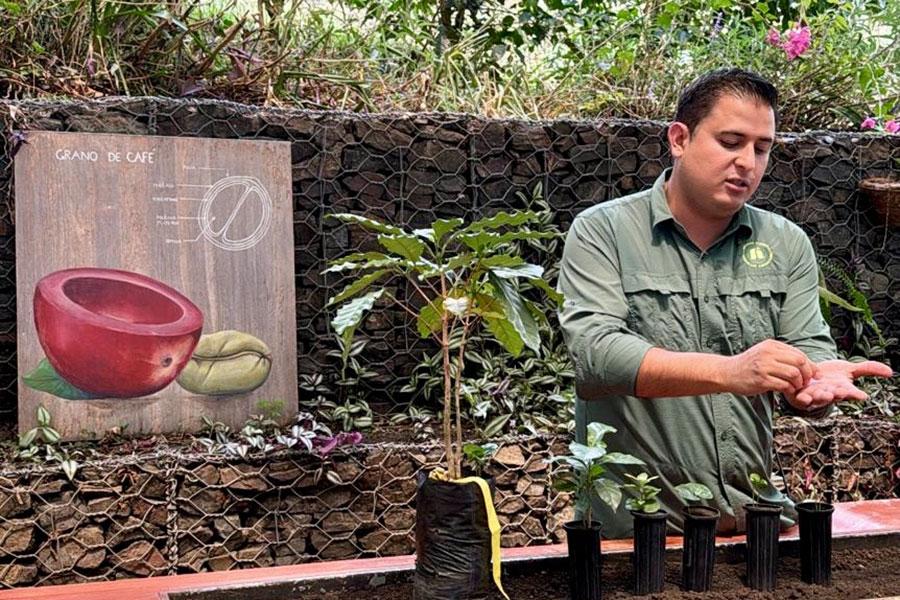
[725,339,815,396]
[786,360,894,412]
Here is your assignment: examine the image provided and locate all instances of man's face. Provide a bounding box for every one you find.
[670,93,775,219]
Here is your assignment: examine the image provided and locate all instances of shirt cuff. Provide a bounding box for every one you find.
[574,331,654,400]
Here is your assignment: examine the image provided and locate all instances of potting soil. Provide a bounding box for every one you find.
[315,543,900,600]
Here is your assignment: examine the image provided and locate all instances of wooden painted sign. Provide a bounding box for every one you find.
[15,131,297,439]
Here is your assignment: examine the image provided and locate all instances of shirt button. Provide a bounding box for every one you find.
[704,295,710,303]
[720,430,729,441]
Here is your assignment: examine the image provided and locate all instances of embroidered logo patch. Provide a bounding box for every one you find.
[742,242,773,268]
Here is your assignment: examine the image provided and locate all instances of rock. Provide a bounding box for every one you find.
[189,464,221,486]
[117,540,167,576]
[494,445,526,467]
[383,508,415,530]
[496,496,526,515]
[320,511,360,533]
[0,519,34,553]
[358,530,389,552]
[182,488,228,515]
[40,525,105,570]
[0,563,38,586]
[0,489,32,518]
[36,499,85,533]
[521,516,544,540]
[219,464,268,491]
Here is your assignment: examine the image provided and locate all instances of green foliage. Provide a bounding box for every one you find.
[256,398,286,421]
[623,472,662,514]
[326,205,558,477]
[675,482,714,504]
[3,0,896,129]
[749,472,769,502]
[400,185,575,438]
[18,406,80,481]
[818,258,892,360]
[550,422,645,527]
[462,442,498,477]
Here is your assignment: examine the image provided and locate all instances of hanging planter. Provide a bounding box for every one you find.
[859,176,900,228]
[797,501,835,586]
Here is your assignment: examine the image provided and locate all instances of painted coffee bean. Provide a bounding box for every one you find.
[176,330,272,395]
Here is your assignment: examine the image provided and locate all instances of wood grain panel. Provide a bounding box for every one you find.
[15,131,297,438]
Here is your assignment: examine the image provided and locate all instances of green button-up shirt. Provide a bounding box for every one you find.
[558,170,837,538]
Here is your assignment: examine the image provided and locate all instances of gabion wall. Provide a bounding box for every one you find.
[0,416,893,587]
[0,98,899,420]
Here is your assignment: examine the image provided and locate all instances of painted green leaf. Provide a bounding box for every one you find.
[416,298,443,338]
[36,405,51,427]
[328,213,403,235]
[489,274,540,355]
[485,316,524,357]
[377,234,426,261]
[328,269,389,306]
[23,359,97,400]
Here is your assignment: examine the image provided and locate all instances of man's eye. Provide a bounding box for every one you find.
[755,146,771,155]
[721,139,739,148]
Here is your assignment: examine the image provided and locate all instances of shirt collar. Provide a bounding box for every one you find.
[650,168,754,239]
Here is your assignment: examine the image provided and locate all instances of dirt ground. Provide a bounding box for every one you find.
[317,542,900,600]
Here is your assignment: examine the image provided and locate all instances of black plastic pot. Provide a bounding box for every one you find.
[563,520,603,600]
[744,503,782,591]
[797,501,834,586]
[414,475,495,600]
[632,510,667,595]
[680,505,720,592]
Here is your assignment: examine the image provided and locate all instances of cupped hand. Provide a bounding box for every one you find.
[786,359,895,412]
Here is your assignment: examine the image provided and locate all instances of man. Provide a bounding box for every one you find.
[557,68,893,538]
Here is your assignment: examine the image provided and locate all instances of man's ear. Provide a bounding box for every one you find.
[667,122,690,159]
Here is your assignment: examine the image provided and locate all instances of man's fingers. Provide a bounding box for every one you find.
[849,361,894,380]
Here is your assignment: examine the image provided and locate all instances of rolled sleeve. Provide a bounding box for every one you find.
[558,215,654,400]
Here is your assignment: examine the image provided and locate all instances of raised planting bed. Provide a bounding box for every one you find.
[3,499,898,600]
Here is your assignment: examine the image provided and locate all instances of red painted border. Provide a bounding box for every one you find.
[1,499,897,600]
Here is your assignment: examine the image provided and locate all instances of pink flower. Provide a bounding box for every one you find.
[782,25,811,61]
[886,119,900,134]
[861,117,877,129]
[765,28,781,46]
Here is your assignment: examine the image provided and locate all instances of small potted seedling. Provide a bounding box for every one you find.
[674,482,717,592]
[623,473,667,595]
[796,493,834,586]
[744,472,782,591]
[551,422,645,600]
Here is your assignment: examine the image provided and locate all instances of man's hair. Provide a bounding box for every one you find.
[675,68,779,131]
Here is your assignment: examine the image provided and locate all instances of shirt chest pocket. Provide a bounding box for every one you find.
[718,276,787,352]
[621,274,695,352]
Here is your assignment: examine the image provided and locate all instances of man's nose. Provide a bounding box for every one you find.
[735,144,755,171]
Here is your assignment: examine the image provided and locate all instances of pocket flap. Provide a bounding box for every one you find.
[716,275,788,297]
[621,272,692,295]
